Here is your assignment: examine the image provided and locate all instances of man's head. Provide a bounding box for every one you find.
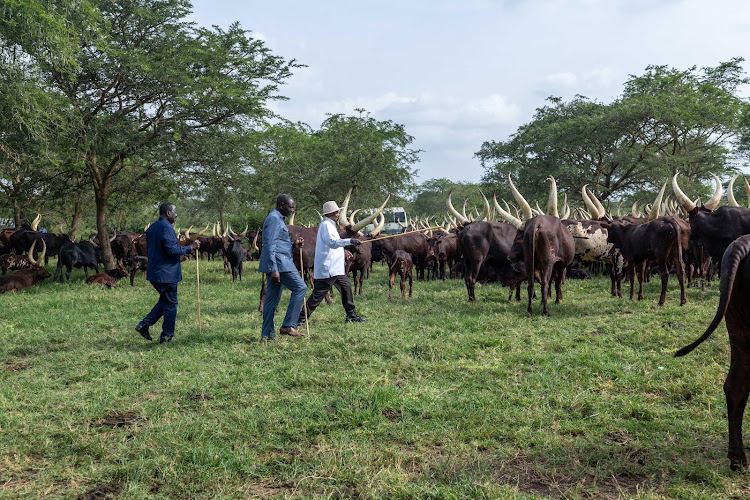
[159,203,177,224]
[322,201,340,220]
[276,194,295,218]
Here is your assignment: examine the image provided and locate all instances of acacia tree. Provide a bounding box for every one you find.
[477,60,750,206]
[6,0,299,267]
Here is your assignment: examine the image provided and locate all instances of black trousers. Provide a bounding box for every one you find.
[299,275,356,323]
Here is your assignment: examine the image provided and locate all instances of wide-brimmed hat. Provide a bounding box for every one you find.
[322,201,341,215]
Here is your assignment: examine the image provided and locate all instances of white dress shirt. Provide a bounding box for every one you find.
[314,217,352,279]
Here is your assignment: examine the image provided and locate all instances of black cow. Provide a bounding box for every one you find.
[675,234,750,470]
[604,216,688,306]
[54,241,102,282]
[225,238,245,281]
[458,221,526,303]
[9,230,72,265]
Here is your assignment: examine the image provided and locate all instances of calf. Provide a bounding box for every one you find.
[388,249,413,299]
[1,254,32,275]
[675,234,750,470]
[85,265,128,289]
[127,255,148,286]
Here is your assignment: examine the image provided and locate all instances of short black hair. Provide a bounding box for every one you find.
[159,203,175,216]
[276,194,293,208]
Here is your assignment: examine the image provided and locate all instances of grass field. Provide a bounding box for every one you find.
[2,259,750,499]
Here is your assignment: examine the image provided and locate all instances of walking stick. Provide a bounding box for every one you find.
[299,246,310,338]
[196,253,202,335]
[360,225,445,244]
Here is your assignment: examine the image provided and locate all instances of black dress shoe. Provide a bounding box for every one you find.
[346,313,367,323]
[159,334,173,344]
[136,324,152,341]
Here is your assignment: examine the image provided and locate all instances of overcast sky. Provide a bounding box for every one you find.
[188,0,750,184]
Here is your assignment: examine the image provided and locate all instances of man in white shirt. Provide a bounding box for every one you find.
[298,200,367,325]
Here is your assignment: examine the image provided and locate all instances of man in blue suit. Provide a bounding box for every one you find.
[136,203,200,344]
[259,194,307,342]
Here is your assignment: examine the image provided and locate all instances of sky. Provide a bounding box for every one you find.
[188,0,750,184]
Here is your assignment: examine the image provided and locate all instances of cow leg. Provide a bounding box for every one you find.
[657,258,669,306]
[527,278,535,315]
[258,275,267,313]
[358,271,364,295]
[130,268,136,286]
[725,313,750,470]
[389,273,395,299]
[408,271,413,297]
[637,262,646,301]
[400,272,406,298]
[66,265,73,282]
[554,266,565,304]
[54,262,62,281]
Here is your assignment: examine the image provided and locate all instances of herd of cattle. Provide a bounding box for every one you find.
[4,173,750,469]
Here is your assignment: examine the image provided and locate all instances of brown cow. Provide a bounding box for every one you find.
[388,249,413,299]
[0,240,49,293]
[675,234,750,470]
[1,254,32,275]
[511,215,575,316]
[85,265,128,289]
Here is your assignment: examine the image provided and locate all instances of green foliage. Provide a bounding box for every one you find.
[477,59,750,207]
[411,178,495,219]
[2,261,750,498]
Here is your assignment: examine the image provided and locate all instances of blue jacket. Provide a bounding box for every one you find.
[146,217,193,283]
[258,208,296,273]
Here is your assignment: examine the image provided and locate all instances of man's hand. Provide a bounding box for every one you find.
[350,238,362,246]
[295,237,304,247]
[271,271,280,284]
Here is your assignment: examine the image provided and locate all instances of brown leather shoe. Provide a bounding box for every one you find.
[279,326,304,337]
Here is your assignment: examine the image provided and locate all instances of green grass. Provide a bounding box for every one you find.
[2,261,749,499]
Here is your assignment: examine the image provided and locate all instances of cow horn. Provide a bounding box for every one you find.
[477,190,490,221]
[288,212,295,226]
[461,199,470,222]
[238,224,248,239]
[672,173,697,212]
[89,236,99,248]
[31,213,41,231]
[355,196,389,234]
[508,173,533,220]
[649,182,667,220]
[251,232,259,252]
[211,222,217,237]
[371,213,385,236]
[447,190,468,225]
[27,239,46,266]
[561,194,570,220]
[184,225,194,240]
[109,233,117,243]
[546,177,559,217]
[581,185,599,219]
[339,188,354,227]
[349,209,361,226]
[588,187,606,219]
[631,200,639,217]
[728,174,740,207]
[493,193,523,229]
[58,223,65,235]
[704,173,723,211]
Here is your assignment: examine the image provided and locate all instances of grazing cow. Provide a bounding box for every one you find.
[458,221,526,303]
[675,234,750,470]
[1,254,32,275]
[54,240,102,282]
[127,255,148,286]
[511,215,575,316]
[604,216,688,306]
[85,265,129,289]
[0,240,49,293]
[389,249,413,299]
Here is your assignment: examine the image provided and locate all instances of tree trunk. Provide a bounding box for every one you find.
[69,196,82,240]
[12,198,21,229]
[95,187,116,270]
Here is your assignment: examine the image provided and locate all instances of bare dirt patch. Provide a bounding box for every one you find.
[5,360,29,372]
[493,455,653,498]
[92,411,144,428]
[191,392,212,402]
[243,480,295,498]
[78,481,124,499]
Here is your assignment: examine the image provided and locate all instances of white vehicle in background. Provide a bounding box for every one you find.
[360,207,407,235]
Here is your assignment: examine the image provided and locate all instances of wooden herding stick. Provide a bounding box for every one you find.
[196,254,202,335]
[299,246,310,338]
[360,225,445,244]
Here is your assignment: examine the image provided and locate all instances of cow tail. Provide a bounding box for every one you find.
[669,219,684,274]
[675,237,750,356]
